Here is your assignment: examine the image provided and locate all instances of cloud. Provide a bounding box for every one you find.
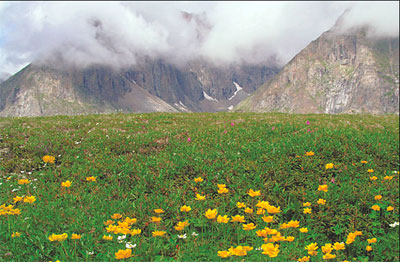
[0,1,398,75]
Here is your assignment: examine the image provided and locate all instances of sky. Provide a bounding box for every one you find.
[0,1,398,76]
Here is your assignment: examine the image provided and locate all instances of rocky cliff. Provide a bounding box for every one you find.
[236,27,399,114]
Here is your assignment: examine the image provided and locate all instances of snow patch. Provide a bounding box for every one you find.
[228,82,243,100]
[174,101,191,112]
[203,91,218,102]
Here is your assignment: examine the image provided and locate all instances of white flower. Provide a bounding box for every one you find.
[11,188,19,192]
[255,247,263,251]
[191,232,199,237]
[86,251,94,255]
[389,221,399,227]
[125,242,136,249]
[117,235,127,243]
[178,234,187,239]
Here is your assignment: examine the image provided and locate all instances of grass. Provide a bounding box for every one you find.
[0,112,399,261]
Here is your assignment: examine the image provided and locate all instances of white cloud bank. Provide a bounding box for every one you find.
[0,1,398,75]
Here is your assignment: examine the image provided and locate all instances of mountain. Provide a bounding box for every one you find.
[0,59,279,117]
[236,25,399,114]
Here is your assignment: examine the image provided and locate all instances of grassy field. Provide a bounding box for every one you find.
[0,112,398,261]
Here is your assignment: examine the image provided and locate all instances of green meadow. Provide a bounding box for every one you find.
[0,112,399,261]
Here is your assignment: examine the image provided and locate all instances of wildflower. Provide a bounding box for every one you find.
[217,184,226,188]
[177,233,187,239]
[154,209,164,214]
[248,189,261,197]
[194,177,203,183]
[333,242,345,250]
[303,202,311,207]
[86,176,97,182]
[325,163,334,169]
[286,236,295,242]
[13,196,23,203]
[102,235,113,241]
[367,238,377,244]
[205,209,218,219]
[262,216,274,223]
[43,155,55,164]
[370,176,378,181]
[266,205,281,214]
[287,220,300,228]
[303,208,312,214]
[361,160,368,164]
[117,235,126,242]
[300,227,308,233]
[71,234,81,240]
[256,208,265,215]
[217,250,231,258]
[152,231,166,237]
[306,120,310,125]
[371,205,380,211]
[387,206,394,211]
[384,176,393,180]
[261,243,280,257]
[48,233,68,242]
[346,231,362,244]
[366,246,372,251]
[374,195,382,200]
[115,249,132,259]
[322,253,336,259]
[236,202,246,208]
[218,187,229,194]
[318,184,328,192]
[187,137,191,142]
[367,169,374,173]
[228,246,253,256]
[244,207,253,214]
[305,151,315,156]
[298,256,310,262]
[195,193,205,201]
[125,242,136,249]
[130,229,141,236]
[217,215,230,223]
[243,223,256,230]
[389,221,399,227]
[305,242,318,256]
[23,196,36,204]
[180,205,191,212]
[174,221,189,231]
[317,199,326,205]
[191,232,199,236]
[111,213,123,220]
[12,232,21,238]
[321,243,333,254]
[151,217,162,223]
[124,217,137,225]
[18,179,30,185]
[231,215,245,223]
[61,180,71,188]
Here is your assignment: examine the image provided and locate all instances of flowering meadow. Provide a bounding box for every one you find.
[0,112,398,261]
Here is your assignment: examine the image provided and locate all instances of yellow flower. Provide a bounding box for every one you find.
[102,235,113,241]
[86,176,97,182]
[154,209,165,214]
[12,232,21,238]
[305,242,318,256]
[371,205,380,211]
[300,227,308,233]
[111,213,122,220]
[367,169,374,173]
[361,160,368,164]
[266,205,281,214]
[374,195,382,200]
[195,193,206,201]
[130,228,141,236]
[366,245,372,251]
[321,243,333,254]
[228,246,253,256]
[248,189,261,197]
[180,205,191,212]
[205,209,218,219]
[48,233,68,242]
[61,180,72,188]
[261,243,280,257]
[262,216,274,223]
[317,199,326,205]
[194,177,203,183]
[346,231,362,244]
[384,176,393,180]
[305,151,315,156]
[367,238,377,244]
[318,184,328,192]
[387,206,394,211]
[23,196,36,204]
[217,215,230,223]
[298,256,310,262]
[322,253,336,259]
[13,196,23,203]
[244,207,253,214]
[257,208,265,215]
[370,176,378,181]
[71,234,81,240]
[217,183,226,188]
[174,221,189,231]
[115,249,132,260]
[286,236,295,242]
[104,220,114,226]
[303,208,312,214]
[243,223,256,230]
[218,187,229,194]
[18,179,30,185]
[303,202,311,207]
[236,202,246,208]
[333,242,345,250]
[217,250,231,258]
[325,163,334,169]
[43,155,55,164]
[152,230,166,237]
[287,220,300,228]
[231,215,245,223]
[124,217,137,225]
[151,216,162,223]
